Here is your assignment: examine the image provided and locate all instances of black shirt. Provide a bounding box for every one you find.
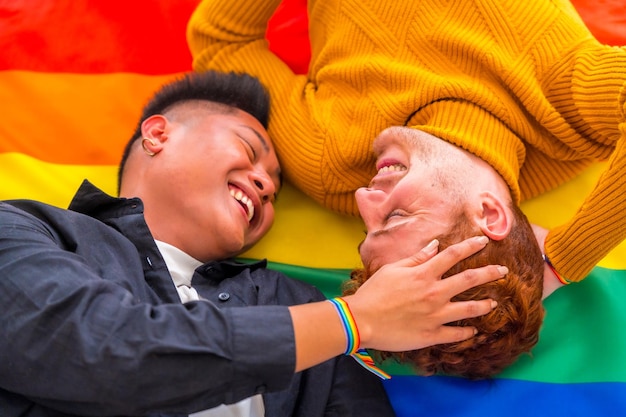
[0,180,393,417]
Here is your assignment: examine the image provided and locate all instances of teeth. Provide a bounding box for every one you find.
[230,188,255,222]
[378,164,407,175]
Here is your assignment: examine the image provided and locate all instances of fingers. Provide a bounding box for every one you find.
[423,298,499,346]
[419,235,489,273]
[406,238,440,265]
[429,324,479,346]
[439,264,509,301]
[531,224,548,252]
[350,235,508,352]
[438,297,499,325]
[392,235,487,271]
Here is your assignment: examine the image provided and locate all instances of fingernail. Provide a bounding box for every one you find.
[475,236,489,245]
[491,300,498,309]
[497,266,509,275]
[425,239,439,252]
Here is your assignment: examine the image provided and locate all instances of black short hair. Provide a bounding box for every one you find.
[117,70,270,191]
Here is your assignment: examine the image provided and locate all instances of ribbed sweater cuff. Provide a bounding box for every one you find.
[546,220,601,283]
[552,46,626,144]
[544,47,626,282]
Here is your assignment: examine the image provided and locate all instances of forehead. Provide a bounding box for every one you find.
[170,103,272,145]
[164,100,238,123]
[373,127,442,154]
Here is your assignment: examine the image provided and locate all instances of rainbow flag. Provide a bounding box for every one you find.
[2,0,625,415]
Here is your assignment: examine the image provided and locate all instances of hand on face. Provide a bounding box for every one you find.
[345,236,507,352]
[356,127,469,272]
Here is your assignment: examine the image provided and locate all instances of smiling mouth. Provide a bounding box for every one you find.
[229,185,255,223]
[377,163,407,175]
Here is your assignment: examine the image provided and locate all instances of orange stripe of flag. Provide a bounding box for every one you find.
[0,71,184,164]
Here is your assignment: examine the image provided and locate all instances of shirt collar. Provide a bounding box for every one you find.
[155,240,203,288]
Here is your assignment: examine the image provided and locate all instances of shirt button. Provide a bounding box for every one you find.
[218,292,230,301]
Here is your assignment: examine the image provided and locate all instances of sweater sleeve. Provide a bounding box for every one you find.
[187,0,331,208]
[544,48,626,282]
[545,118,626,282]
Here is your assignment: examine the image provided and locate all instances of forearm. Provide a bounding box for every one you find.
[2,280,295,413]
[542,43,626,282]
[546,118,626,282]
[187,0,282,73]
[289,301,346,372]
[187,0,309,121]
[0,205,295,414]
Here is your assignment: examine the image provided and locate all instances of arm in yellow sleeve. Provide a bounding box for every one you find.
[546,79,626,282]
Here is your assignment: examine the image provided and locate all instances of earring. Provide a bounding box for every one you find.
[141,137,156,156]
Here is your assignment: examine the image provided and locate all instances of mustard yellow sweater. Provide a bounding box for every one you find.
[188,0,626,282]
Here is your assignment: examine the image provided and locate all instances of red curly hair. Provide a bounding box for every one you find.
[344,204,544,379]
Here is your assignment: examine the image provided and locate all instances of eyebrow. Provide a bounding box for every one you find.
[241,125,270,152]
[240,124,283,189]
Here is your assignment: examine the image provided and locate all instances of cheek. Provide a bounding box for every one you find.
[263,207,275,230]
[359,239,387,273]
[360,236,426,273]
[255,205,275,237]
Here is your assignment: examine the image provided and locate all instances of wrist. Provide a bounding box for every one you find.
[328,297,392,379]
[327,297,361,354]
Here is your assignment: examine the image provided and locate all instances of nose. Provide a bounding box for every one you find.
[251,171,276,204]
[355,187,387,229]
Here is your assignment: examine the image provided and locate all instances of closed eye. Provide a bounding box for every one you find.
[240,137,257,161]
[386,210,406,221]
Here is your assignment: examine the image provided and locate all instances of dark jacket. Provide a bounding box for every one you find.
[0,181,393,417]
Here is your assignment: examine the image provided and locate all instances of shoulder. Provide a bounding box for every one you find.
[0,199,119,249]
[0,200,70,231]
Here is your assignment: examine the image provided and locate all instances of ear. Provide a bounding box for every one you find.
[140,115,169,154]
[473,191,513,241]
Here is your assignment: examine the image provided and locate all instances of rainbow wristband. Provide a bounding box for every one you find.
[542,254,570,285]
[328,297,360,355]
[328,297,391,380]
[352,348,391,379]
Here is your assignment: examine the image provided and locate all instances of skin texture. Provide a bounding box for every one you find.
[293,235,507,371]
[0,70,512,417]
[349,127,544,379]
[358,127,513,273]
[118,75,507,372]
[120,103,281,262]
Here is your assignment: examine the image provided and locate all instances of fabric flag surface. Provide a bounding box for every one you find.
[1,0,625,416]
